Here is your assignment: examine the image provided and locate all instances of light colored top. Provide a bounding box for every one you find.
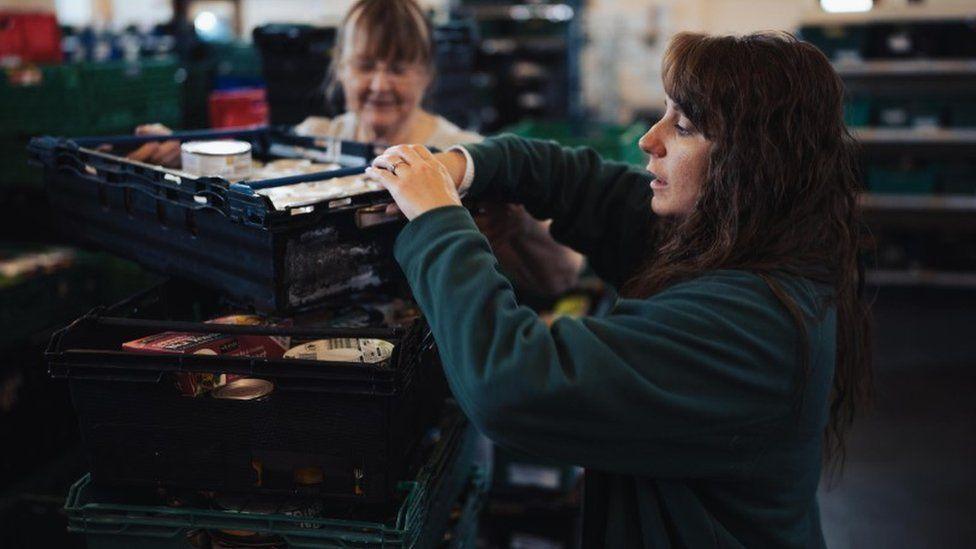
[293,111,483,150]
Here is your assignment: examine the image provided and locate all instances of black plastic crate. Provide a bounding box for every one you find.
[28,126,402,313]
[253,24,337,125]
[45,278,447,504]
[63,410,480,549]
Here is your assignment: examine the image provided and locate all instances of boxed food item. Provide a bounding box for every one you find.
[122,314,290,397]
[122,314,289,358]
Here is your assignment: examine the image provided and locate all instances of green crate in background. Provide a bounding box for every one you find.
[209,41,263,81]
[0,65,85,136]
[79,59,184,135]
[867,165,937,195]
[503,120,648,166]
[0,247,159,350]
[844,96,872,127]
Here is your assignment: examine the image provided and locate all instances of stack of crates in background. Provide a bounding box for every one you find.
[253,24,340,125]
[0,58,183,189]
[0,64,84,189]
[428,20,482,132]
[798,19,976,197]
[79,58,184,135]
[453,0,584,132]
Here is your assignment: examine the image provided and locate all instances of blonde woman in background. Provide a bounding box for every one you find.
[131,0,582,295]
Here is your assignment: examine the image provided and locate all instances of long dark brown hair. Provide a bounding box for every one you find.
[622,32,872,476]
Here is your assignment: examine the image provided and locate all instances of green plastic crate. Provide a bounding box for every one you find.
[0,247,159,350]
[0,65,85,136]
[504,120,647,166]
[65,414,479,549]
[210,41,263,81]
[867,165,937,195]
[79,59,184,134]
[844,96,872,128]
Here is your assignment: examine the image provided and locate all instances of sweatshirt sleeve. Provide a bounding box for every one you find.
[395,206,824,480]
[462,134,655,288]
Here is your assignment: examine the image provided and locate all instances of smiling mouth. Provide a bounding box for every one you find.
[364,97,398,108]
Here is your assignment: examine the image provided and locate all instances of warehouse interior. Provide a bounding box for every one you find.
[1,0,974,548]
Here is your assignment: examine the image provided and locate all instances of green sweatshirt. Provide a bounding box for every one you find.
[393,135,834,548]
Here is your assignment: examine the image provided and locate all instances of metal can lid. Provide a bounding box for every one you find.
[212,378,273,400]
[181,140,252,156]
[293,466,324,486]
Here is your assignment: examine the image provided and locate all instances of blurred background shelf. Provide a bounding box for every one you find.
[866,269,976,289]
[854,128,976,144]
[860,193,976,212]
[834,60,976,77]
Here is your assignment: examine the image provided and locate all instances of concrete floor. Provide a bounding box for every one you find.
[819,286,976,549]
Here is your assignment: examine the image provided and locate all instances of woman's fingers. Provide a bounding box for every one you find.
[160,143,182,167]
[128,142,161,162]
[135,123,173,136]
[365,166,400,189]
[371,153,402,173]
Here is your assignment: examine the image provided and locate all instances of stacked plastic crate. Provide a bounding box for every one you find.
[28,127,486,547]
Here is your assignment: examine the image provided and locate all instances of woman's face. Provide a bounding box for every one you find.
[639,98,711,217]
[337,30,431,137]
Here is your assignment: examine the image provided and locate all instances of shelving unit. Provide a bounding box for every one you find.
[854,128,976,144]
[859,194,976,212]
[453,0,584,132]
[866,269,976,289]
[834,59,976,77]
[799,14,976,288]
[800,3,976,25]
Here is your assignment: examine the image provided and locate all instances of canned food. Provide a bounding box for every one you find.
[284,338,394,364]
[180,140,252,181]
[211,378,274,400]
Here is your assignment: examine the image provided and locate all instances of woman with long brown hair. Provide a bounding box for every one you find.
[367,31,872,547]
